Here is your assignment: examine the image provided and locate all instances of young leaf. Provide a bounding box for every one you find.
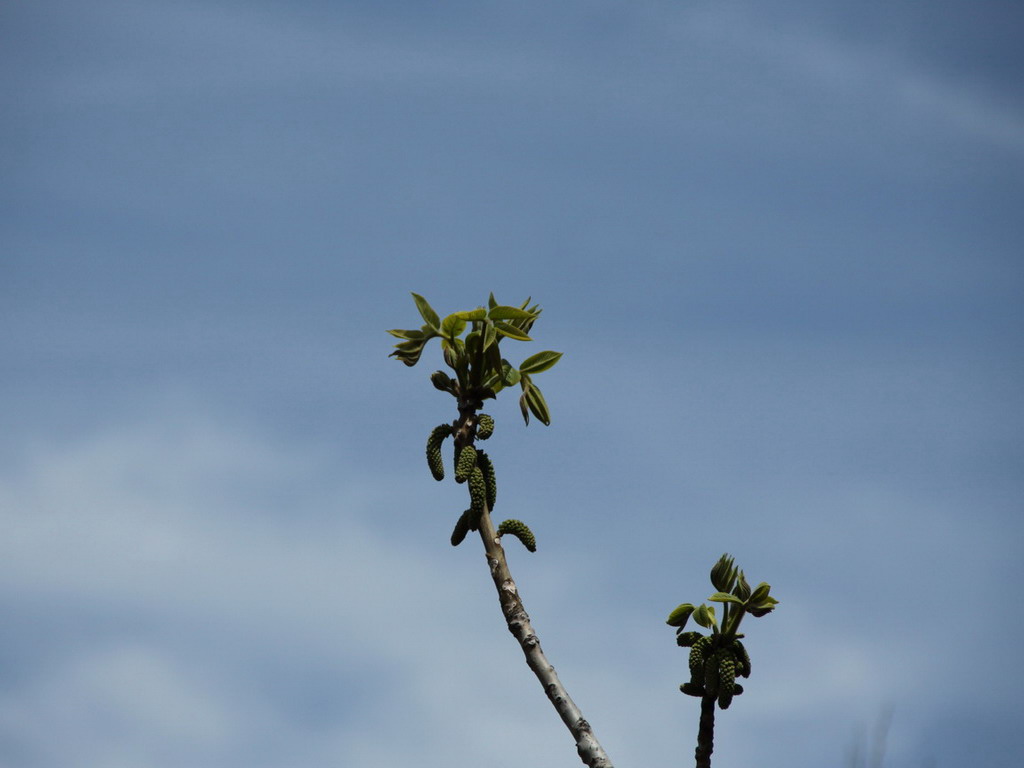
[517,303,542,334]
[519,350,563,374]
[501,361,521,387]
[485,342,503,383]
[483,321,497,350]
[666,603,696,627]
[441,313,468,341]
[455,308,487,321]
[389,340,426,366]
[708,592,745,605]
[494,321,532,341]
[747,583,772,605]
[386,328,424,340]
[489,305,537,321]
[487,292,498,310]
[734,571,752,601]
[465,331,482,359]
[693,604,717,629]
[525,383,551,426]
[710,553,737,592]
[519,391,530,425]
[411,292,440,330]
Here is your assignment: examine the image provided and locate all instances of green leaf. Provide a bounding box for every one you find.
[488,292,498,310]
[693,604,718,629]
[746,596,779,618]
[733,571,752,601]
[501,361,520,387]
[441,313,467,341]
[525,383,551,426]
[708,592,744,605]
[519,350,563,374]
[494,321,532,341]
[386,328,423,340]
[710,553,737,592]
[747,583,772,605]
[489,305,537,321]
[441,337,466,374]
[411,293,440,330]
[519,391,530,425]
[389,338,427,366]
[485,342,503,383]
[465,331,482,362]
[394,339,425,352]
[517,303,542,333]
[744,581,778,617]
[455,308,487,321]
[666,603,696,627]
[483,321,497,351]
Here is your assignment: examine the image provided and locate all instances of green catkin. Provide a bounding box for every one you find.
[455,445,477,483]
[703,648,724,698]
[689,635,713,685]
[677,631,703,648]
[717,650,737,710]
[476,450,497,510]
[476,413,494,440]
[450,510,472,547]
[426,424,452,481]
[732,639,751,678]
[497,519,537,552]
[469,466,487,512]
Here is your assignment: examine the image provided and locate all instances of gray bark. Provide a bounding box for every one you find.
[476,508,614,768]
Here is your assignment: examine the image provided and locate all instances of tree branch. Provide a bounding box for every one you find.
[476,508,614,768]
[695,695,715,768]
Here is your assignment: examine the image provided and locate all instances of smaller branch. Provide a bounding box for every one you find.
[450,397,610,766]
[476,509,614,768]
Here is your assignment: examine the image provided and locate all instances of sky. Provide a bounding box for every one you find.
[2,1,1023,766]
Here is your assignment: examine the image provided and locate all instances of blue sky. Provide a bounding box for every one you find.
[2,1,1022,766]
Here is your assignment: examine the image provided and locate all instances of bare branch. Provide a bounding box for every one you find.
[476,509,614,768]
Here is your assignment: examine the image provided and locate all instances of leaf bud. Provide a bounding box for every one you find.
[733,570,752,601]
[745,583,779,617]
[431,370,453,392]
[710,553,737,593]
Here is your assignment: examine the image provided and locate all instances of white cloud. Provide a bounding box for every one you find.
[0,643,241,767]
[0,409,634,766]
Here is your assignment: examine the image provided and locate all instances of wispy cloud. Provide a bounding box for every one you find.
[677,5,1024,156]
